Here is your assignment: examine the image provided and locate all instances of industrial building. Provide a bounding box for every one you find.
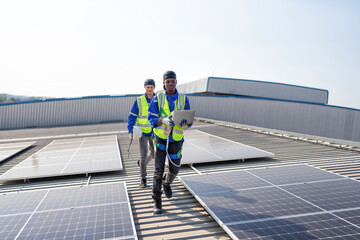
[0,77,359,239]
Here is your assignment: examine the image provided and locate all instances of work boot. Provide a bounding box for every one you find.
[163,173,176,199]
[163,183,172,199]
[139,178,147,188]
[153,197,162,215]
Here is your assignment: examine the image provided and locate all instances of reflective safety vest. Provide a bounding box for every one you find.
[154,92,187,141]
[136,95,152,134]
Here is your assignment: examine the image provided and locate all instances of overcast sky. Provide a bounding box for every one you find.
[1,0,359,109]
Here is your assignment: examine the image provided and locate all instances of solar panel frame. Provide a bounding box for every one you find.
[0,135,122,182]
[179,164,360,240]
[0,182,137,240]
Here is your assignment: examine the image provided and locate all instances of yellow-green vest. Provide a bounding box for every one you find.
[154,92,187,141]
[136,95,152,134]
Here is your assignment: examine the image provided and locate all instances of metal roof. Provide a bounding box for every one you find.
[0,120,359,239]
[176,77,329,104]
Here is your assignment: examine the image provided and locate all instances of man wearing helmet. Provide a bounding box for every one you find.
[127,79,156,188]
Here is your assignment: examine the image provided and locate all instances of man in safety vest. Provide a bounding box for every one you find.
[148,70,192,214]
[127,79,156,188]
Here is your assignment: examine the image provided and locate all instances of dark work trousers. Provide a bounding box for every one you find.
[139,135,155,179]
[152,137,183,199]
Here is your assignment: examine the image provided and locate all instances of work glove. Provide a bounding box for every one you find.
[162,115,174,127]
[180,119,192,130]
[129,130,133,139]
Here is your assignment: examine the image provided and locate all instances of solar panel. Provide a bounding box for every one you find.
[0,214,31,240]
[0,141,35,163]
[282,179,360,211]
[247,164,345,185]
[0,190,47,215]
[178,170,271,195]
[181,130,274,165]
[0,135,122,182]
[0,182,137,240]
[226,213,360,240]
[198,186,323,224]
[180,164,360,239]
[333,209,360,226]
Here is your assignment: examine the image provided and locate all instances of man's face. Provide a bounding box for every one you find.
[145,85,154,95]
[163,78,177,91]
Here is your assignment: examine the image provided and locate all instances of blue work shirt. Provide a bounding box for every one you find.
[148,89,190,142]
[127,93,154,135]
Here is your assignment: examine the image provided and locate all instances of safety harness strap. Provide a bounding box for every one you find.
[155,142,166,151]
[155,142,182,160]
[169,154,179,160]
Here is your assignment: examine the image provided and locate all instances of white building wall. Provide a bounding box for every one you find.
[187,95,360,142]
[1,94,359,142]
[0,96,137,129]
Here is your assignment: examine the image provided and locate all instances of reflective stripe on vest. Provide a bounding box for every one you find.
[153,92,186,140]
[136,95,152,134]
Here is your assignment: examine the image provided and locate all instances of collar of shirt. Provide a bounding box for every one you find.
[164,89,178,112]
[144,93,154,103]
[165,89,178,101]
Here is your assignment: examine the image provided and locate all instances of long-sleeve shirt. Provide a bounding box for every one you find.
[148,89,190,142]
[127,94,154,135]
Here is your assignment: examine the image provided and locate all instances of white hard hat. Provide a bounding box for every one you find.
[132,126,142,140]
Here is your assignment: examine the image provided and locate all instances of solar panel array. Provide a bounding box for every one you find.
[0,182,137,240]
[180,164,360,239]
[0,135,122,182]
[181,130,274,165]
[0,141,35,163]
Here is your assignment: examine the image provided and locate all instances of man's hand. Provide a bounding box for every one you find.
[129,131,133,139]
[180,119,192,130]
[162,115,174,127]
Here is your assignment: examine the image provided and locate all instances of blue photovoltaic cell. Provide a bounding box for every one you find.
[0,214,32,240]
[227,213,360,240]
[282,179,360,211]
[180,164,360,239]
[248,164,345,185]
[18,203,134,240]
[198,186,322,223]
[0,182,137,240]
[180,170,270,195]
[333,209,360,227]
[0,190,47,215]
[37,182,128,211]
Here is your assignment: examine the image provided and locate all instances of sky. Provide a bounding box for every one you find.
[1,0,359,109]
